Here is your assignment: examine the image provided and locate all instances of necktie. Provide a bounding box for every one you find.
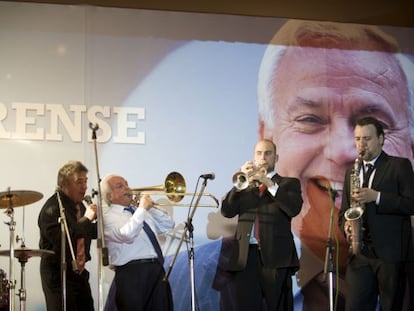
[75,204,86,273]
[124,206,136,214]
[254,184,267,244]
[123,207,164,264]
[259,183,267,197]
[363,163,375,187]
[143,222,164,264]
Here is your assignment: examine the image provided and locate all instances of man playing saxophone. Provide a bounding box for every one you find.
[339,116,414,311]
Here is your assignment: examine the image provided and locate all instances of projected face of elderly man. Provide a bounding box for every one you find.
[258,20,414,266]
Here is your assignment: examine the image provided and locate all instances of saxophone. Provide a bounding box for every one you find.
[344,153,364,255]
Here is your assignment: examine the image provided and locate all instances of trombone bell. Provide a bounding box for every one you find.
[164,171,186,202]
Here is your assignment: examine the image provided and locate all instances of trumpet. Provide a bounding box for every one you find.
[232,163,268,191]
[129,171,219,208]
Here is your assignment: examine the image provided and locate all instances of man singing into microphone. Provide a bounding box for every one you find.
[213,139,303,311]
[101,174,175,311]
[38,160,98,311]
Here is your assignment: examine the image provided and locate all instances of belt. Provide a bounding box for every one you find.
[115,258,158,271]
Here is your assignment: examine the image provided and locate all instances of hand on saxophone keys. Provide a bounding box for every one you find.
[351,187,378,204]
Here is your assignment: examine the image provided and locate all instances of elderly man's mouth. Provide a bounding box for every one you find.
[309,177,342,200]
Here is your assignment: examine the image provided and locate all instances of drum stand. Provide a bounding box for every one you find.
[0,245,55,311]
[0,189,45,311]
[16,249,27,311]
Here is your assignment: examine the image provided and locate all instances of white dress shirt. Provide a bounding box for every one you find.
[361,155,381,204]
[103,203,175,267]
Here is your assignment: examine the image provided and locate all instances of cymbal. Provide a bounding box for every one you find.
[0,190,43,208]
[0,248,54,261]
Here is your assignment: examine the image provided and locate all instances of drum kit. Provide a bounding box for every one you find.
[0,189,54,311]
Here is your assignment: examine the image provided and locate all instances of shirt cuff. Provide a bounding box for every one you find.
[375,191,381,205]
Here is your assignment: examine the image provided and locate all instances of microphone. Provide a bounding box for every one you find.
[83,195,93,205]
[329,188,339,200]
[200,173,215,180]
[89,122,99,131]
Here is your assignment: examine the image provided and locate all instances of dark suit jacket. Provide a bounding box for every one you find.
[38,191,98,271]
[219,174,302,272]
[339,151,414,262]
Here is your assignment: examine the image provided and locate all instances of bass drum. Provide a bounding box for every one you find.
[0,269,8,310]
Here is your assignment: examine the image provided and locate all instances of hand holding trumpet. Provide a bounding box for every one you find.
[241,160,267,177]
[233,161,272,191]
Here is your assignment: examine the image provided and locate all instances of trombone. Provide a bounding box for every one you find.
[129,171,219,208]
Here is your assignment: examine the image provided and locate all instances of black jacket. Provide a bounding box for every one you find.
[38,191,97,271]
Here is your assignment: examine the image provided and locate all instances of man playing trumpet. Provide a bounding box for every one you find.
[213,139,303,311]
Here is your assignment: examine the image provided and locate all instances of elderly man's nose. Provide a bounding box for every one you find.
[325,128,356,164]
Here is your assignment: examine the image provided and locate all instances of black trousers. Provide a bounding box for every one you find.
[226,245,293,311]
[40,260,94,311]
[345,253,405,311]
[114,259,173,311]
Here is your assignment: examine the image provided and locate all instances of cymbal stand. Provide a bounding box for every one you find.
[164,176,211,311]
[16,207,27,311]
[5,203,16,311]
[16,256,27,311]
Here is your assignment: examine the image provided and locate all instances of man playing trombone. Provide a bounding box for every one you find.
[213,139,303,311]
[101,174,175,311]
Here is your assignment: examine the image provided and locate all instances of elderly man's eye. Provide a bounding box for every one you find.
[115,184,124,189]
[293,115,327,133]
[296,114,327,124]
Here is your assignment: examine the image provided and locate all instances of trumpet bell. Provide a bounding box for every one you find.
[232,163,268,191]
[232,172,249,191]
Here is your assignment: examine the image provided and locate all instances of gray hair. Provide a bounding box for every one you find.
[100,173,120,206]
[57,160,88,188]
[257,19,414,141]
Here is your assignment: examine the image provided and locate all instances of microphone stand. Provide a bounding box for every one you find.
[56,189,78,311]
[323,187,337,311]
[164,176,210,311]
[89,123,109,311]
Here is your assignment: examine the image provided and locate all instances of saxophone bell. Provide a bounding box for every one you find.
[344,206,364,254]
